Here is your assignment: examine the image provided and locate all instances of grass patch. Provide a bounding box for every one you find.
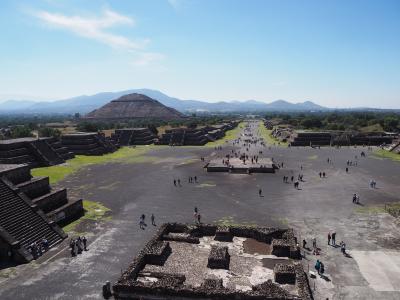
[62,200,111,234]
[205,122,245,147]
[307,155,318,160]
[31,146,156,184]
[214,216,258,227]
[257,121,288,147]
[354,204,386,214]
[372,149,400,162]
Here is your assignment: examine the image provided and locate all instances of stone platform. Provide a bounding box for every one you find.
[113,223,310,300]
[206,158,277,173]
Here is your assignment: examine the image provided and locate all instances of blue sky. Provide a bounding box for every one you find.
[0,0,399,108]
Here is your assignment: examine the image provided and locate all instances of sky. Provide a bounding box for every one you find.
[0,0,399,108]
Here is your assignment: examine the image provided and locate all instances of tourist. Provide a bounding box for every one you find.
[173,179,176,186]
[197,213,201,224]
[302,239,307,249]
[319,172,322,178]
[346,167,349,173]
[312,237,317,250]
[331,232,336,245]
[259,188,263,197]
[340,241,346,255]
[322,172,326,177]
[352,194,357,204]
[194,176,198,183]
[320,261,325,276]
[328,232,331,245]
[82,236,87,251]
[151,214,156,226]
[41,238,49,251]
[77,237,83,254]
[177,179,181,186]
[315,259,321,275]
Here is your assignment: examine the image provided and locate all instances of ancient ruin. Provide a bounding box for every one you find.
[206,157,277,173]
[113,128,156,146]
[0,164,83,263]
[266,123,394,146]
[85,93,186,121]
[61,132,117,155]
[113,223,311,300]
[156,122,238,146]
[0,137,73,167]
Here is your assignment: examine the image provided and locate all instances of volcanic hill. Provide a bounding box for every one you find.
[85,93,186,120]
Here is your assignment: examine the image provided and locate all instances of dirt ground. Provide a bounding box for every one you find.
[1,121,400,300]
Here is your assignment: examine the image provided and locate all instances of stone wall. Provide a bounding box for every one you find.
[113,223,311,300]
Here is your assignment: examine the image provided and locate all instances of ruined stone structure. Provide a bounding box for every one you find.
[268,126,394,147]
[289,131,332,146]
[0,137,73,167]
[85,93,186,121]
[113,223,312,300]
[156,122,238,146]
[61,132,117,155]
[113,128,156,146]
[206,157,278,173]
[0,164,83,263]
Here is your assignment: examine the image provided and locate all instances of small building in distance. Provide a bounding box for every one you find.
[113,128,156,146]
[156,122,238,146]
[61,132,117,155]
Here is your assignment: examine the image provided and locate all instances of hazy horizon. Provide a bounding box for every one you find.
[0,0,399,108]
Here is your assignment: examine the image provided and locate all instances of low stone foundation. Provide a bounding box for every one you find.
[207,245,230,269]
[274,264,296,284]
[113,223,311,300]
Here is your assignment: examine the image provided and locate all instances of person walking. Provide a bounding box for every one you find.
[259,188,263,197]
[315,260,321,275]
[331,231,336,245]
[328,232,331,245]
[151,214,156,226]
[82,236,87,251]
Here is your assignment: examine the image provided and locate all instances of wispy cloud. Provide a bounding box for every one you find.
[33,9,149,50]
[31,8,165,66]
[132,52,165,66]
[168,0,183,10]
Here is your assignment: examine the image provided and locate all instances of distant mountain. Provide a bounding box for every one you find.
[0,88,330,114]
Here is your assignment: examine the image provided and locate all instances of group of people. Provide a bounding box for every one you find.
[27,238,49,259]
[352,193,360,204]
[318,171,326,178]
[70,236,87,257]
[139,213,156,229]
[369,179,377,188]
[346,160,357,166]
[188,176,198,183]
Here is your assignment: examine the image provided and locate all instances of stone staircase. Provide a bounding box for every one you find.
[0,138,66,167]
[0,178,66,262]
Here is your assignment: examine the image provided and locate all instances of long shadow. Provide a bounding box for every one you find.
[320,274,331,282]
[0,260,18,271]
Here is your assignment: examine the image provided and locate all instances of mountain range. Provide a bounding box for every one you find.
[0,89,328,114]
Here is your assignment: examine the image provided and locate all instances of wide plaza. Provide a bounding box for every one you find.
[1,121,400,300]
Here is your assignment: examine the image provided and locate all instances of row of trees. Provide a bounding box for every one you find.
[266,111,400,132]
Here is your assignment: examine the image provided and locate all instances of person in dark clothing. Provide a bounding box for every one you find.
[315,260,321,275]
[82,236,87,251]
